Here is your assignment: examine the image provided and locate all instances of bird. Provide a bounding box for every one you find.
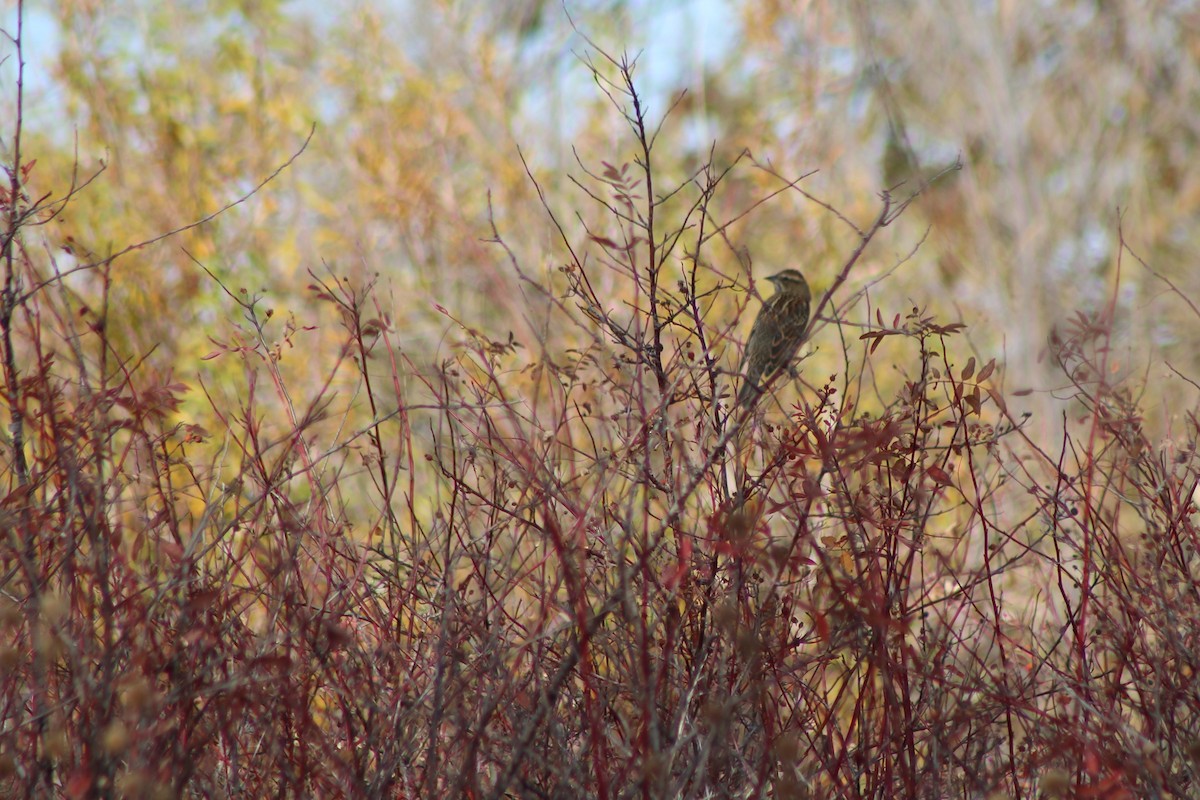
[735,268,811,409]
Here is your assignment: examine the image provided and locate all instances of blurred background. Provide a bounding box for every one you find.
[5,0,1200,444]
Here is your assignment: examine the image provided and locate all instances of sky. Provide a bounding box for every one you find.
[2,0,741,149]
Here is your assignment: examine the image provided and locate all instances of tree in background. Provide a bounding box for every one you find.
[5,1,1200,797]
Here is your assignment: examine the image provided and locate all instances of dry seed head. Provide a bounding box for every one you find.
[43,728,70,761]
[40,593,68,623]
[0,597,20,628]
[1039,769,1071,797]
[120,675,156,714]
[101,720,130,756]
[0,647,19,675]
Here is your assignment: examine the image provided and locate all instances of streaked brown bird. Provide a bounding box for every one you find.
[735,268,811,409]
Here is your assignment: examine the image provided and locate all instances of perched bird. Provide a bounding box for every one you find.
[735,268,811,409]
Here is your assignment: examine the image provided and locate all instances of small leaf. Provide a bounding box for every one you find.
[977,358,996,382]
[961,357,975,381]
[926,465,952,486]
[589,234,620,249]
[987,386,1007,413]
[250,654,293,672]
[186,590,220,614]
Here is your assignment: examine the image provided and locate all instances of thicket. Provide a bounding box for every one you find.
[4,25,1200,800]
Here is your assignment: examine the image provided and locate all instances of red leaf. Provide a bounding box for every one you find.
[812,611,830,641]
[65,769,93,799]
[966,389,982,416]
[926,465,952,486]
[662,536,693,590]
[186,589,220,615]
[589,235,620,249]
[251,653,293,673]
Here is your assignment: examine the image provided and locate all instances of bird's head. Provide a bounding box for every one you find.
[767,269,810,296]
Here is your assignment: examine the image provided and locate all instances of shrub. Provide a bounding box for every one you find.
[3,35,1200,800]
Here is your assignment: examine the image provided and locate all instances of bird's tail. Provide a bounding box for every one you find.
[735,379,761,410]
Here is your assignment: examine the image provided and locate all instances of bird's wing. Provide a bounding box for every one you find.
[756,297,807,372]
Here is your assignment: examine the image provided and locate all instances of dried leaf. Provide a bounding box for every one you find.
[926,465,952,486]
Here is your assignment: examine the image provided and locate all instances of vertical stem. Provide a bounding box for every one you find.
[626,64,665,393]
[2,5,55,793]
[2,0,29,489]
